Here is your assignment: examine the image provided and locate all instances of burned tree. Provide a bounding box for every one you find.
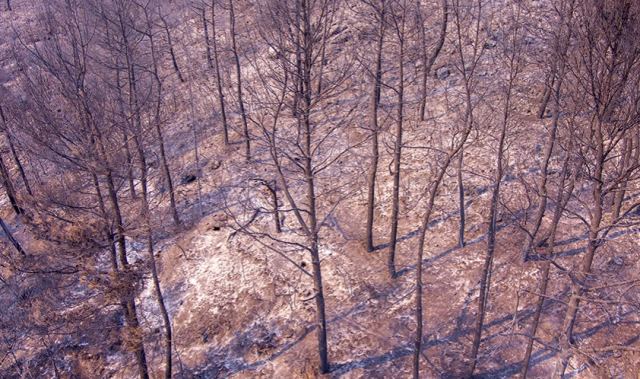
[362,0,386,254]
[232,0,356,373]
[555,1,640,375]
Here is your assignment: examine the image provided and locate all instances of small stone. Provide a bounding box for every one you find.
[180,174,197,185]
[484,39,497,49]
[608,256,624,266]
[436,66,450,80]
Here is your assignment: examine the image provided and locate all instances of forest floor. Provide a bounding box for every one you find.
[2,0,640,378]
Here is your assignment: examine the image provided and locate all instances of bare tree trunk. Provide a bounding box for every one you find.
[228,0,251,161]
[5,0,10,11]
[271,181,281,233]
[413,168,446,378]
[413,129,473,378]
[555,127,604,377]
[260,180,281,233]
[522,74,563,261]
[134,9,176,379]
[202,7,213,69]
[0,152,21,216]
[123,129,137,199]
[101,16,150,373]
[365,0,386,253]
[292,0,302,118]
[612,136,633,219]
[115,65,137,199]
[6,134,31,196]
[156,119,180,226]
[418,0,448,121]
[104,170,149,379]
[388,7,405,279]
[522,2,574,260]
[210,0,229,145]
[0,105,31,196]
[148,231,173,379]
[469,15,521,371]
[145,11,180,227]
[309,213,329,374]
[521,149,575,378]
[633,132,639,166]
[92,173,118,272]
[315,12,330,96]
[134,136,173,379]
[468,80,510,379]
[303,3,329,371]
[0,217,25,256]
[537,72,555,119]
[451,0,481,252]
[160,12,184,83]
[457,148,465,247]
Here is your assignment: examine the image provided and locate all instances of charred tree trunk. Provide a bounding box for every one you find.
[457,148,465,247]
[135,14,177,374]
[6,135,31,196]
[521,149,575,378]
[522,3,573,260]
[103,17,150,375]
[365,0,386,253]
[468,83,509,378]
[160,13,184,83]
[388,8,405,279]
[104,169,149,379]
[133,137,173,379]
[315,13,330,96]
[0,217,25,256]
[556,126,604,377]
[413,165,448,378]
[418,0,448,121]
[302,3,329,372]
[202,7,213,69]
[0,152,21,216]
[292,0,302,118]
[146,14,180,227]
[537,72,555,119]
[115,65,137,199]
[156,119,180,227]
[0,105,31,196]
[522,74,563,261]
[228,0,251,161]
[123,130,137,199]
[413,129,473,378]
[210,0,229,145]
[92,173,118,272]
[262,180,281,233]
[469,20,521,372]
[271,182,281,233]
[612,136,633,219]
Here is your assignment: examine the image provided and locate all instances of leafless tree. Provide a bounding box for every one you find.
[468,2,524,374]
[0,103,32,196]
[555,1,640,375]
[521,0,575,262]
[450,0,485,249]
[158,5,185,83]
[417,0,448,122]
[228,0,251,161]
[234,0,356,373]
[362,0,386,254]
[387,0,412,279]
